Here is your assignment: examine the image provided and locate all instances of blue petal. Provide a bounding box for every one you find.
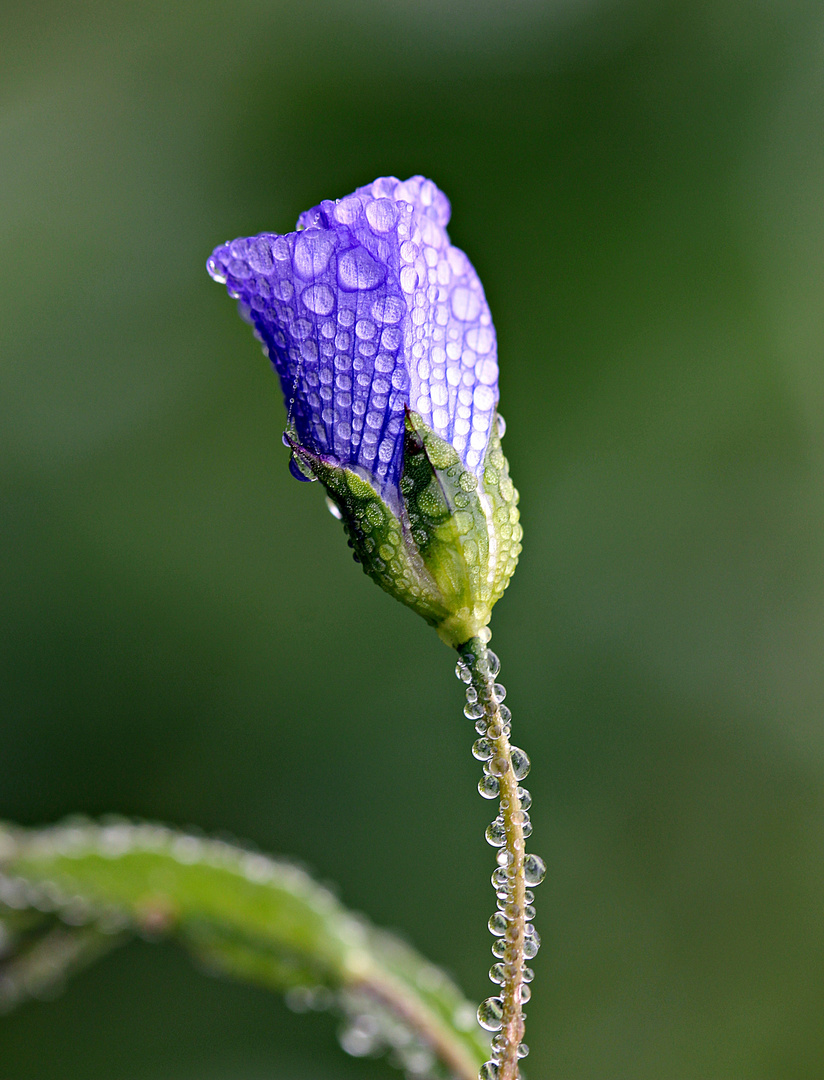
[207,176,499,495]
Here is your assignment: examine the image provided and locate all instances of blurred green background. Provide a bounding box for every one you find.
[3,0,824,1077]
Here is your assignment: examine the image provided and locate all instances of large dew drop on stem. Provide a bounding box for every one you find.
[477,996,504,1031]
[523,854,546,887]
[509,747,530,781]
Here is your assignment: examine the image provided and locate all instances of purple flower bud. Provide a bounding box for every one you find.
[207,176,499,501]
[208,177,520,646]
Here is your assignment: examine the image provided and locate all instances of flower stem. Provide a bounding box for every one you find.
[458,637,538,1080]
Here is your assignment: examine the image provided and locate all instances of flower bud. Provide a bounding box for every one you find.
[208,176,521,646]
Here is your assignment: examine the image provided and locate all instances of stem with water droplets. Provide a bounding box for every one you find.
[459,637,526,1080]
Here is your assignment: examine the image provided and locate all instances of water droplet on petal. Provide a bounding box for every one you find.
[294,230,335,279]
[365,197,399,233]
[337,246,386,291]
[451,286,482,322]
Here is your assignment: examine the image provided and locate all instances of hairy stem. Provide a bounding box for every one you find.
[459,637,527,1080]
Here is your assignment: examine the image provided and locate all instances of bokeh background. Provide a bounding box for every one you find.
[3,1,824,1077]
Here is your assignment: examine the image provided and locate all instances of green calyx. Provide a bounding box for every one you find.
[287,412,521,648]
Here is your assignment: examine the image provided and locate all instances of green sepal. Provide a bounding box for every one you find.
[475,416,522,614]
[287,439,453,628]
[286,412,522,648]
[400,413,521,646]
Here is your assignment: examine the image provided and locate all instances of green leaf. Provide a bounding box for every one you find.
[0,820,487,1079]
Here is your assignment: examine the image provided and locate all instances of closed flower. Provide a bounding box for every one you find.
[208,176,521,646]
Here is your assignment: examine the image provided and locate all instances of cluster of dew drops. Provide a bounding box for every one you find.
[455,644,546,1080]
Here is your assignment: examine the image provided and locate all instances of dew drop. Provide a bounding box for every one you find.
[491,866,509,889]
[486,650,500,677]
[477,997,503,1032]
[523,932,541,959]
[302,283,335,315]
[337,246,386,291]
[478,775,499,799]
[464,701,484,721]
[475,719,489,735]
[289,456,318,483]
[522,966,535,983]
[524,904,536,921]
[504,921,520,943]
[339,1014,381,1057]
[516,787,531,811]
[491,939,507,958]
[472,739,493,761]
[455,659,471,683]
[488,911,508,937]
[465,686,478,704]
[517,1043,529,1059]
[517,983,531,1004]
[510,747,530,781]
[325,497,343,520]
[523,854,546,886]
[488,753,509,778]
[479,1061,499,1080]
[485,819,507,847]
[488,962,506,985]
[492,683,507,703]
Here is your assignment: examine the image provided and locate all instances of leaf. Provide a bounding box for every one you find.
[0,820,487,1079]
